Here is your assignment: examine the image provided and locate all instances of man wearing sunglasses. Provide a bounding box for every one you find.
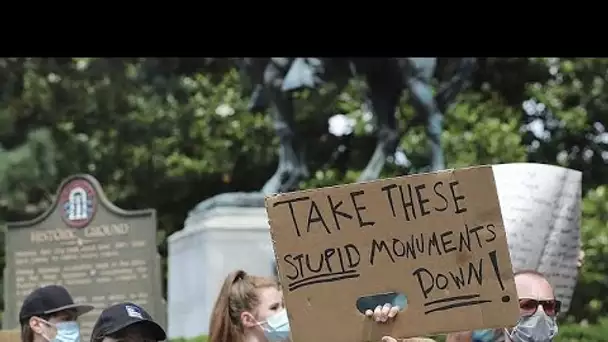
[90,302,166,342]
[506,270,560,341]
[468,269,560,342]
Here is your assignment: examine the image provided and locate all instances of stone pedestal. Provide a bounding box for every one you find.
[167,193,275,339]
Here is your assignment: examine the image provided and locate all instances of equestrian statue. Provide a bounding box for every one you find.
[238,58,477,195]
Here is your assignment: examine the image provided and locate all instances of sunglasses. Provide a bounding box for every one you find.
[518,298,561,317]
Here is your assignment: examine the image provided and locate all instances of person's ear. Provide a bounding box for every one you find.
[29,317,46,335]
[240,312,258,328]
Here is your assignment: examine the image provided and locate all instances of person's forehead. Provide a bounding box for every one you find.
[515,273,554,299]
[257,287,282,302]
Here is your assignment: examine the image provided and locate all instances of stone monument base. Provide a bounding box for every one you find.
[167,193,275,339]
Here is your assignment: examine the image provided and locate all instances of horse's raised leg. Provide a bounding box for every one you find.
[261,58,309,195]
[358,68,402,182]
[403,58,445,172]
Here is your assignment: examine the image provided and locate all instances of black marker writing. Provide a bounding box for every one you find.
[273,191,376,238]
[287,271,360,291]
[273,196,310,237]
[449,180,467,214]
[412,257,484,299]
[421,250,512,315]
[327,195,353,231]
[350,190,375,228]
[424,297,492,314]
[283,244,361,292]
[307,200,331,234]
[369,223,496,265]
[414,183,431,216]
[433,181,448,212]
[381,180,468,223]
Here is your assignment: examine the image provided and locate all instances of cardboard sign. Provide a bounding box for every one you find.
[493,163,582,313]
[265,166,519,342]
[0,331,19,342]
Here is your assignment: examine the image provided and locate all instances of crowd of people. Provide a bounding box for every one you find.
[205,269,559,342]
[17,268,560,342]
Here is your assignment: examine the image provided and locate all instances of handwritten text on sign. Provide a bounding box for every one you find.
[266,166,519,341]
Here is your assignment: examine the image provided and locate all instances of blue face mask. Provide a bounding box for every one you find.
[472,329,496,342]
[42,320,81,342]
[260,309,290,342]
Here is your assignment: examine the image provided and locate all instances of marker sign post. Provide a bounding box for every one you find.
[265,166,519,342]
[493,163,582,313]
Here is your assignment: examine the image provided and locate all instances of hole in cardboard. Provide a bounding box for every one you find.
[356,292,407,314]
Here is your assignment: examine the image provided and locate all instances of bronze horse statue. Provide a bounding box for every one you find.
[239,58,476,195]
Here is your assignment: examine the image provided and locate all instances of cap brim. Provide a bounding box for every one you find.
[107,320,167,341]
[45,304,95,317]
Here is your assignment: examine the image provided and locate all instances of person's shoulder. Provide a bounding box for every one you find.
[403,338,436,342]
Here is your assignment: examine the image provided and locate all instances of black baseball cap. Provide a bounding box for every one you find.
[91,302,166,341]
[19,285,94,324]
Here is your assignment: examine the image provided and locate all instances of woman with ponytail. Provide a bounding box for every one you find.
[208,270,435,342]
[208,270,282,342]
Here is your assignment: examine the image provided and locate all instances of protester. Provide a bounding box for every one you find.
[19,285,94,342]
[208,270,436,342]
[90,302,166,342]
[385,270,560,342]
[464,269,560,342]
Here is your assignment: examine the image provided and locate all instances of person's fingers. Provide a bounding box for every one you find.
[365,309,374,317]
[373,305,383,321]
[388,305,400,318]
[382,336,398,342]
[380,303,391,322]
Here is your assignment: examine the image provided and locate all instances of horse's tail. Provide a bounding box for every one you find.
[435,58,477,113]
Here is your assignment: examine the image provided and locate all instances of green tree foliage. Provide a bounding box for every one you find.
[0,58,606,328]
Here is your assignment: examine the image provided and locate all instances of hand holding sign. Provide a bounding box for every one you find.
[365,303,400,322]
[265,166,519,342]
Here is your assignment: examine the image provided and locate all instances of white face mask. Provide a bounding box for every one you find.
[258,309,290,342]
[38,319,81,342]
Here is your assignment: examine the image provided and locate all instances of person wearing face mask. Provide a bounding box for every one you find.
[19,285,94,342]
[208,270,291,342]
[504,270,560,342]
[464,269,560,342]
[90,302,166,342]
[209,270,431,342]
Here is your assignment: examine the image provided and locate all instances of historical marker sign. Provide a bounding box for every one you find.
[265,166,519,342]
[3,175,165,341]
